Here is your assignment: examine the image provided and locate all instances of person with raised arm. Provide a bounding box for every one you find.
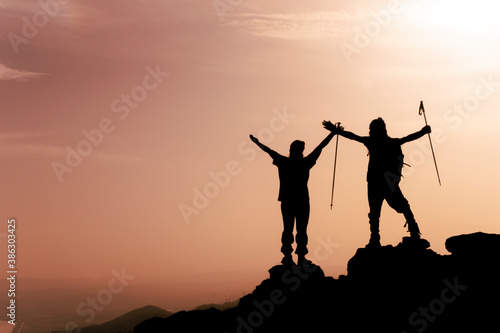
[250,128,337,266]
[323,118,430,248]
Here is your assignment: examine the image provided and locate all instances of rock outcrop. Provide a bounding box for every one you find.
[134,232,500,333]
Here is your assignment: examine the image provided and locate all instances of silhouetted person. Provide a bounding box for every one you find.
[323,118,431,248]
[250,132,335,266]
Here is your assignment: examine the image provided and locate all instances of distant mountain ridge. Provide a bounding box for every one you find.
[192,299,239,311]
[133,232,500,333]
[52,305,172,333]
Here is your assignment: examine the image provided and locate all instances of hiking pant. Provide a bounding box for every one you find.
[367,179,416,234]
[280,200,310,257]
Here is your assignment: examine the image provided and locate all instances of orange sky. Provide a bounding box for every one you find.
[1,0,500,309]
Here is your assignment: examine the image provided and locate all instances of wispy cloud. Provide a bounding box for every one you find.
[221,11,355,40]
[0,63,47,82]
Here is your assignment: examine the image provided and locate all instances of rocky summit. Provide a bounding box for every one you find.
[134,232,500,333]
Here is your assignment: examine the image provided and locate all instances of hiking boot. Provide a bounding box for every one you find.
[281,255,295,267]
[402,236,431,249]
[297,256,313,267]
[405,220,421,239]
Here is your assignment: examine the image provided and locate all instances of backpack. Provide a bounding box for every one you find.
[382,139,406,188]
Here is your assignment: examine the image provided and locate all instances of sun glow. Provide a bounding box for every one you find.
[404,0,500,33]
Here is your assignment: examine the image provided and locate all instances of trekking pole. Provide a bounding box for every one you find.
[419,101,441,186]
[330,122,341,209]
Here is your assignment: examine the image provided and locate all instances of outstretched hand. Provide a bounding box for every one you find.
[323,120,335,131]
[323,120,344,133]
[249,134,259,144]
[423,125,431,134]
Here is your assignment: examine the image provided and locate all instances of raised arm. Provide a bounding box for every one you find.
[322,120,366,143]
[400,125,431,144]
[249,135,278,158]
[308,131,335,159]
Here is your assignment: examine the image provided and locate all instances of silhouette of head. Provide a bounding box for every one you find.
[289,140,305,158]
[369,118,388,138]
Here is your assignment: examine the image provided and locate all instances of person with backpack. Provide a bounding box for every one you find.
[249,130,335,266]
[323,118,431,248]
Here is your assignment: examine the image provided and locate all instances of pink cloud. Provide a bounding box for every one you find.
[0,63,47,82]
[221,11,354,39]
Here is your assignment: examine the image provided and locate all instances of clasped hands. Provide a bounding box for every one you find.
[322,120,344,134]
